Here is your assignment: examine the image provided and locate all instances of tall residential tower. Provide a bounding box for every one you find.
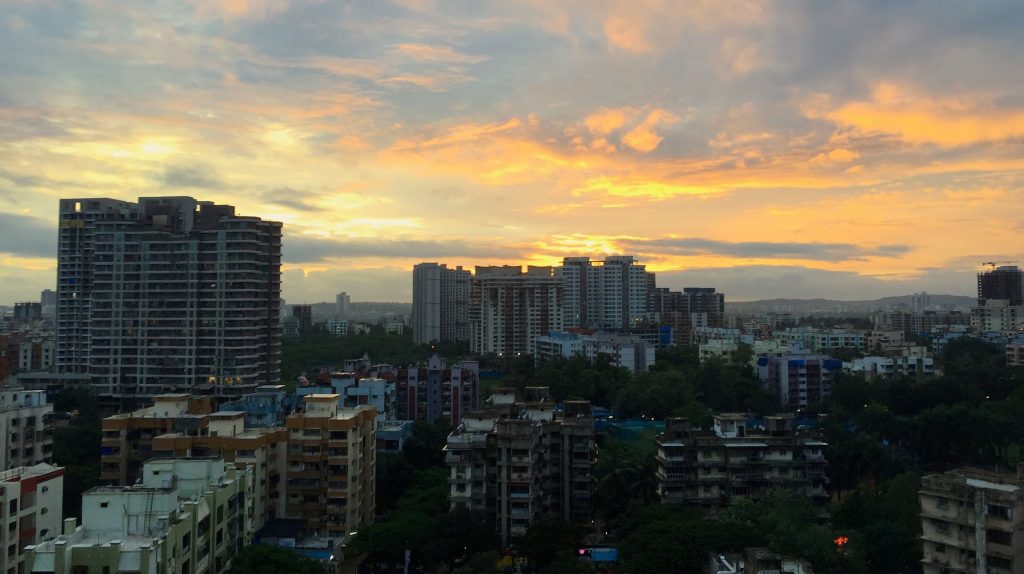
[56,197,282,399]
[411,263,471,345]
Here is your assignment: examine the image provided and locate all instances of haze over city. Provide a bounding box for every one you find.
[2,0,1023,304]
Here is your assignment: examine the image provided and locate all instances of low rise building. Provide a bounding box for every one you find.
[1008,343,1024,367]
[100,394,214,485]
[0,388,55,470]
[0,463,64,574]
[845,352,935,381]
[445,389,595,544]
[656,415,827,509]
[919,466,1024,574]
[776,327,866,352]
[971,299,1024,333]
[284,395,376,544]
[757,350,842,409]
[28,458,253,574]
[218,385,290,428]
[535,331,655,373]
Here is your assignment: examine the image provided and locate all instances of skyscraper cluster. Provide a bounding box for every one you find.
[411,256,726,356]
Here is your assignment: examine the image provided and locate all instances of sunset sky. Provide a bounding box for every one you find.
[1,0,1023,304]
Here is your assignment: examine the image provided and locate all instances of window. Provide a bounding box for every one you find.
[100,501,109,508]
[988,504,1013,521]
[988,529,1013,546]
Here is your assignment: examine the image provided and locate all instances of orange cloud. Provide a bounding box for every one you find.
[622,109,679,152]
[604,14,653,54]
[571,176,723,200]
[824,83,1024,147]
[584,107,634,135]
[810,148,860,164]
[392,43,487,64]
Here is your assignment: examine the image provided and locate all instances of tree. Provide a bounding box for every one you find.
[229,544,325,574]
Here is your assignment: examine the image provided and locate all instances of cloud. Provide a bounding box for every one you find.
[622,109,679,153]
[392,43,487,64]
[821,83,1024,147]
[621,237,912,262]
[656,265,975,301]
[603,14,652,54]
[260,188,319,212]
[0,212,56,257]
[160,165,222,189]
[810,148,860,164]
[584,107,634,136]
[283,234,522,263]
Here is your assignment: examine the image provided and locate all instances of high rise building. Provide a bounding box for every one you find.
[556,256,650,331]
[336,292,350,317]
[757,350,842,409]
[292,304,313,335]
[40,289,57,308]
[13,302,42,322]
[411,263,471,345]
[470,266,564,356]
[978,265,1024,306]
[56,197,282,399]
[684,287,726,329]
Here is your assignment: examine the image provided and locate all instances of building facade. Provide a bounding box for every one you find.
[28,458,253,574]
[919,466,1024,574]
[556,256,650,331]
[56,197,282,399]
[0,389,55,471]
[656,415,828,509]
[0,463,64,574]
[445,389,595,544]
[411,263,471,345]
[470,266,564,357]
[284,396,376,543]
[757,352,842,409]
[978,266,1024,306]
[534,331,655,373]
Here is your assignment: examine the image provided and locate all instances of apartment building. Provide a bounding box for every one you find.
[775,327,866,352]
[284,396,376,543]
[656,415,828,509]
[445,389,595,544]
[919,466,1024,574]
[28,458,253,574]
[0,389,54,471]
[971,299,1024,333]
[534,331,656,373]
[394,356,479,425]
[151,413,288,531]
[556,256,649,331]
[411,263,471,344]
[100,394,214,485]
[845,353,936,381]
[1008,343,1024,367]
[56,197,282,399]
[470,266,564,357]
[757,351,843,409]
[0,463,64,574]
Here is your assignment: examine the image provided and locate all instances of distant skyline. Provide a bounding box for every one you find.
[1,1,1022,304]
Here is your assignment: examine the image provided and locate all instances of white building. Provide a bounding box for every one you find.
[556,256,649,331]
[0,388,54,470]
[776,327,866,351]
[845,354,935,380]
[326,319,349,336]
[28,458,254,574]
[0,463,64,574]
[536,331,656,373]
[470,266,564,356]
[411,263,471,344]
[971,299,1024,333]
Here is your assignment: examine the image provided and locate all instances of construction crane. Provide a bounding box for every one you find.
[981,261,1014,270]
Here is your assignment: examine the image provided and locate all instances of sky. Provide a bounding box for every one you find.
[1,0,1023,304]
